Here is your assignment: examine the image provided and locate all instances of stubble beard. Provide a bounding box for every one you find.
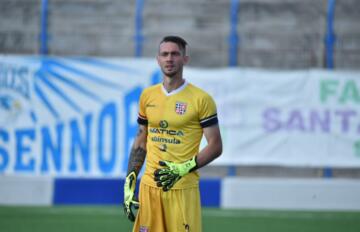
[161,66,178,78]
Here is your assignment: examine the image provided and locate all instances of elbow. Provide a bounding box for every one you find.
[218,144,223,157]
[216,133,223,158]
[215,142,222,159]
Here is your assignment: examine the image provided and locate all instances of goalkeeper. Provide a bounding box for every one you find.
[123,35,223,232]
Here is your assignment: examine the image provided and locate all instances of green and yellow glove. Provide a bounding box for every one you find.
[123,171,139,222]
[154,156,198,191]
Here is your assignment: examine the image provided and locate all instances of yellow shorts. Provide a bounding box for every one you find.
[133,181,202,232]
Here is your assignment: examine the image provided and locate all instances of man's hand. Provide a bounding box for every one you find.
[123,171,139,222]
[154,156,197,191]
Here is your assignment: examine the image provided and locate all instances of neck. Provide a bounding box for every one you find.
[163,75,185,93]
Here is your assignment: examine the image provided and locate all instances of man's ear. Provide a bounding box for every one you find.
[183,55,190,65]
[156,55,160,65]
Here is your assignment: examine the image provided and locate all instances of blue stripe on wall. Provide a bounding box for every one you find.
[53,178,125,205]
[54,178,221,207]
[199,178,221,207]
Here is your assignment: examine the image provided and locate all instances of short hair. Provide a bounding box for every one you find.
[159,35,188,55]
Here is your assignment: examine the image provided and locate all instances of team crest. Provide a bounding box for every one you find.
[140,226,149,232]
[175,101,187,115]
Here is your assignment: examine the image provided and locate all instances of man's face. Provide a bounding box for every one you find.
[157,42,189,78]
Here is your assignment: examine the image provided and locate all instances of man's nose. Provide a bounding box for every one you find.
[165,55,174,61]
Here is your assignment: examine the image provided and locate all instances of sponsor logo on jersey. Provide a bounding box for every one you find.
[149,128,184,136]
[151,136,181,144]
[159,120,168,128]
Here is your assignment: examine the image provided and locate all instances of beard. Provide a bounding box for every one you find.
[163,70,177,77]
[161,66,178,77]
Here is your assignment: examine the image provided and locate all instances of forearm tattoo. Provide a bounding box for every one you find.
[127,147,146,175]
[127,127,147,175]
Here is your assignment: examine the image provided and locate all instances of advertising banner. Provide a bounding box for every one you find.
[189,69,360,167]
[1,56,359,177]
[0,56,158,176]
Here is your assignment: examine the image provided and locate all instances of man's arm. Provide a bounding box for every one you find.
[127,124,147,175]
[196,124,222,168]
[154,124,222,191]
[123,124,147,221]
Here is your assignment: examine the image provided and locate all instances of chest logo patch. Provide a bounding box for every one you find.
[175,101,187,115]
[159,120,168,128]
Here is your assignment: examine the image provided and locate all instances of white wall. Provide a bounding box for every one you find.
[222,178,360,211]
[0,176,53,206]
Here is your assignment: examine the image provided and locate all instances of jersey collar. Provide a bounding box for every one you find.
[161,79,188,96]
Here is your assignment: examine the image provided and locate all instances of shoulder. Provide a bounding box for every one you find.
[143,83,162,93]
[187,83,218,125]
[186,83,216,107]
[186,83,212,100]
[141,83,162,97]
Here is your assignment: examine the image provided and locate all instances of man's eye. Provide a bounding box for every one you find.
[160,52,181,57]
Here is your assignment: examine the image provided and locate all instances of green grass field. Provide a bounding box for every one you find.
[1,206,360,232]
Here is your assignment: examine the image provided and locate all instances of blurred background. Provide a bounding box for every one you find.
[0,0,360,231]
[1,0,359,69]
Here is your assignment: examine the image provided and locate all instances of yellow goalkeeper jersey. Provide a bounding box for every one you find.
[137,80,218,189]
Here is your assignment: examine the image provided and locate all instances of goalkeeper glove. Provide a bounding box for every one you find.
[154,156,197,191]
[123,171,139,222]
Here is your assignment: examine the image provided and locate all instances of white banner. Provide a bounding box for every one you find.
[0,56,158,177]
[1,56,360,177]
[187,69,360,167]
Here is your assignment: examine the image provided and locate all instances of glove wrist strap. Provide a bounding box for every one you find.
[188,156,198,173]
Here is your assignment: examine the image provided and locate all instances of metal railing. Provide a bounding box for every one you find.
[325,0,336,69]
[228,0,240,67]
[40,0,49,55]
[39,0,337,69]
[134,0,145,57]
